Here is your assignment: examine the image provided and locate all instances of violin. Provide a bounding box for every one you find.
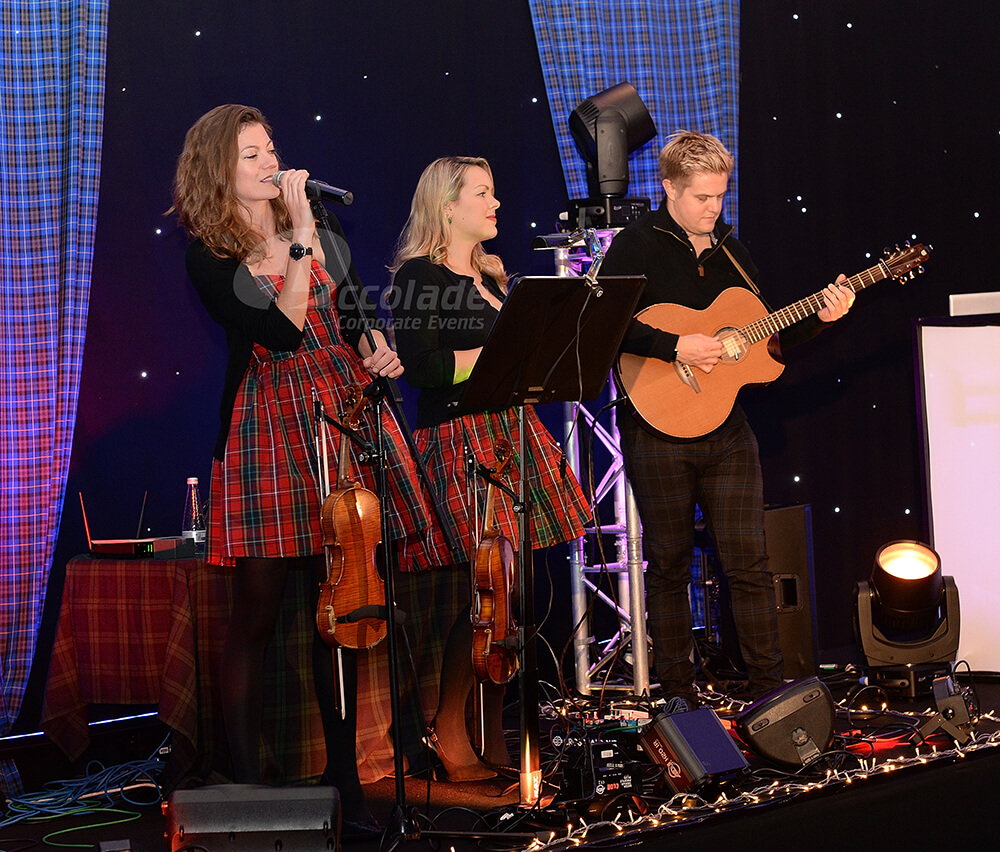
[471,439,519,684]
[317,383,387,650]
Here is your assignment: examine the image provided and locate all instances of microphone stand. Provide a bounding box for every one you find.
[312,200,459,561]
[310,202,412,838]
[457,269,645,808]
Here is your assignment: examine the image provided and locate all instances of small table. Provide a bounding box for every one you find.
[40,556,329,786]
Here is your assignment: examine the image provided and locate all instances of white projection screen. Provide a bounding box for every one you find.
[917,321,1000,672]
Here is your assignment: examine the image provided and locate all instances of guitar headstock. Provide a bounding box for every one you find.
[883,242,931,283]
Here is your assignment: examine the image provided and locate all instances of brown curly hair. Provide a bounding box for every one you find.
[172,104,292,261]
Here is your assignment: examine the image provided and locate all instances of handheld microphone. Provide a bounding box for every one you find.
[271,171,354,206]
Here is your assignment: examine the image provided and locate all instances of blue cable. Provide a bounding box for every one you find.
[0,734,168,831]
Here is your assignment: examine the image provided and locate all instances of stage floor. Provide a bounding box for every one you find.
[3,672,999,851]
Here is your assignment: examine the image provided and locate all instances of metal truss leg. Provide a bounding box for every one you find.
[564,398,650,696]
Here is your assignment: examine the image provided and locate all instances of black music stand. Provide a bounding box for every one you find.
[460,273,645,804]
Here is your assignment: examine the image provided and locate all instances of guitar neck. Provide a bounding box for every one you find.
[742,259,891,344]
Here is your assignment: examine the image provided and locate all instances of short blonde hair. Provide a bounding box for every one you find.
[658,130,734,189]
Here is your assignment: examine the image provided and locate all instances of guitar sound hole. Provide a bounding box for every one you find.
[717,328,748,363]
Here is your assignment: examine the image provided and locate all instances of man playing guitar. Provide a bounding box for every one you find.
[601,130,854,710]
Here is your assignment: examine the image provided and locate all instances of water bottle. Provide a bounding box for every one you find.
[181,476,206,557]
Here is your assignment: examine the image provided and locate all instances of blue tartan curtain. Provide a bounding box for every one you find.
[0,1,107,794]
[528,0,741,228]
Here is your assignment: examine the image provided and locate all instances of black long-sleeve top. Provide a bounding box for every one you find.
[186,216,371,459]
[390,257,506,428]
[600,199,825,435]
[601,199,824,360]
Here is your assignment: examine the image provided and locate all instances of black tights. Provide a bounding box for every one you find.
[221,555,363,814]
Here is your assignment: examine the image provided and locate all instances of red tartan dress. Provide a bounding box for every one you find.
[206,260,450,568]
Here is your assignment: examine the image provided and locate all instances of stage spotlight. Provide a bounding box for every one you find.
[855,541,960,697]
[569,81,656,197]
[567,81,656,228]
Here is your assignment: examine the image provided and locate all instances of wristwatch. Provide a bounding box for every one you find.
[289,242,313,261]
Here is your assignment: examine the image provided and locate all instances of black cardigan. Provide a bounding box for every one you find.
[186,216,371,460]
[390,257,506,428]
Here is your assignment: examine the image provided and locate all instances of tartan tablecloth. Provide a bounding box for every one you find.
[40,555,188,758]
[39,556,402,786]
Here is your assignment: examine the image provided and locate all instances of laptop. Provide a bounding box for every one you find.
[79,492,195,559]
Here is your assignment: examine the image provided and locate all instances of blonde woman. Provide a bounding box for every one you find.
[390,156,591,780]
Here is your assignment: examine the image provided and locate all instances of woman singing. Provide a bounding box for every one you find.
[172,104,445,831]
[391,156,591,780]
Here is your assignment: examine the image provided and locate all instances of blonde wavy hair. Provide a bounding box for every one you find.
[390,156,507,287]
[171,104,292,261]
[658,130,734,189]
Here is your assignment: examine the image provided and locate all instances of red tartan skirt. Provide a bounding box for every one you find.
[206,265,451,570]
[403,407,592,570]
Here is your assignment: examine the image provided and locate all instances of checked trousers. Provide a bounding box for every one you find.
[619,414,783,699]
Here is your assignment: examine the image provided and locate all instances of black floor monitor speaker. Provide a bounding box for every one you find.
[639,707,749,794]
[735,676,835,768]
[163,785,340,851]
[765,504,818,679]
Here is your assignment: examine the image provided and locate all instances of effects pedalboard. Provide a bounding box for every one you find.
[548,701,653,803]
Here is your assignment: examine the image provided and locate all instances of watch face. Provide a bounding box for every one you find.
[289,242,312,261]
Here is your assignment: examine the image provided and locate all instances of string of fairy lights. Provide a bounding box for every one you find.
[512,687,998,851]
[523,731,1000,850]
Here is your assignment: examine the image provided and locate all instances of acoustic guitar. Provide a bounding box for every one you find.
[615,243,930,439]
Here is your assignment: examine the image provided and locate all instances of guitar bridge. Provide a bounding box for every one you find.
[674,361,702,393]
